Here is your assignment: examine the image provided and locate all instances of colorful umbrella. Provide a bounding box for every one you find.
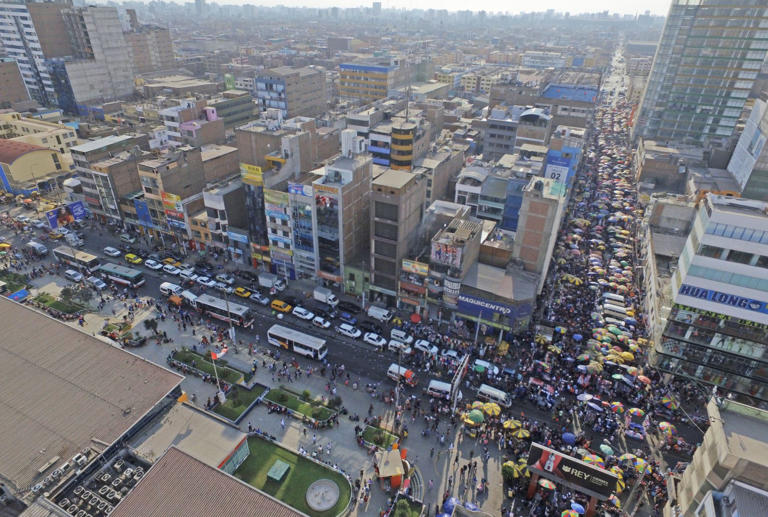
[611,402,625,414]
[562,511,579,517]
[628,407,645,417]
[634,458,650,473]
[587,361,603,373]
[502,460,526,478]
[637,375,651,385]
[539,479,556,490]
[471,401,484,409]
[661,396,679,410]
[618,453,637,462]
[467,409,485,424]
[659,421,677,434]
[608,494,621,508]
[610,465,623,478]
[577,354,591,362]
[548,345,562,354]
[582,454,605,468]
[483,402,501,416]
[511,428,531,439]
[503,419,522,430]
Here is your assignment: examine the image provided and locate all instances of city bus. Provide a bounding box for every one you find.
[98,262,145,288]
[194,293,253,326]
[267,324,328,361]
[52,246,100,273]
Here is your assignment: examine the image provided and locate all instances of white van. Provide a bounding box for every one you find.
[180,290,198,307]
[477,384,512,408]
[64,269,83,282]
[388,339,408,354]
[426,380,451,400]
[390,328,414,344]
[159,281,183,296]
[25,240,48,256]
[387,363,417,386]
[414,339,439,358]
[367,305,393,323]
[602,303,627,315]
[602,292,625,305]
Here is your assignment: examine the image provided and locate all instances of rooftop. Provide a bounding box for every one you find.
[0,139,47,164]
[372,169,415,190]
[70,134,136,154]
[200,144,237,161]
[709,399,768,467]
[462,262,538,302]
[129,403,246,468]
[0,298,182,494]
[110,447,304,517]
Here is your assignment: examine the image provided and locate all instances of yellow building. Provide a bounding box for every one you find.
[0,112,77,167]
[189,210,212,249]
[339,63,395,101]
[0,139,69,193]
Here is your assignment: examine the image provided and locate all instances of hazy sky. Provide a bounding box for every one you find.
[187,0,672,16]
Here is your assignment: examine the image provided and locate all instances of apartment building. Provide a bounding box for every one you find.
[339,62,396,101]
[123,11,175,75]
[0,59,29,107]
[0,111,78,158]
[254,66,327,118]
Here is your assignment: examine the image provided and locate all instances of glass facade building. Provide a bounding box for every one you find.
[636,0,768,144]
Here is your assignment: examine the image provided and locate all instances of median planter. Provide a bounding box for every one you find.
[170,348,247,385]
[263,386,337,425]
[361,424,399,451]
[212,384,268,423]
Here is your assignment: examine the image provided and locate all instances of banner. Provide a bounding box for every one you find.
[431,242,462,268]
[678,284,768,315]
[288,182,313,197]
[161,191,182,212]
[46,201,86,229]
[240,163,263,187]
[134,199,153,227]
[402,259,429,276]
[527,443,618,499]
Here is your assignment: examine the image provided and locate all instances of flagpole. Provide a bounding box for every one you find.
[211,352,222,392]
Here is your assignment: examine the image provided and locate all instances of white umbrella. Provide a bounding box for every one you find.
[577,393,594,402]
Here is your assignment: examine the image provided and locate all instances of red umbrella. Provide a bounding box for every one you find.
[410,313,421,323]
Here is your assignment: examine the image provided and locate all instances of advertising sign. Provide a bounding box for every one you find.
[457,293,515,318]
[46,201,87,229]
[527,443,618,500]
[134,199,153,227]
[227,231,249,244]
[544,155,571,183]
[431,242,462,268]
[240,163,263,186]
[161,191,182,212]
[264,189,289,219]
[402,259,429,276]
[678,284,768,315]
[288,182,313,197]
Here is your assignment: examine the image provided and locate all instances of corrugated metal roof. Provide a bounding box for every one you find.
[110,447,306,517]
[0,298,182,493]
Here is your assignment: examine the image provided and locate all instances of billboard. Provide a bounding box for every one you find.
[161,191,182,212]
[527,443,618,499]
[678,284,768,315]
[457,293,515,319]
[402,259,428,276]
[46,201,87,229]
[264,189,289,220]
[240,163,263,187]
[134,199,154,227]
[431,241,462,268]
[544,155,571,184]
[288,182,313,197]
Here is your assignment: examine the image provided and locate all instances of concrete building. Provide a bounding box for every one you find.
[339,62,396,101]
[142,75,219,97]
[124,23,175,75]
[208,90,256,129]
[635,0,768,144]
[202,176,248,260]
[0,111,78,158]
[0,58,29,107]
[254,66,327,118]
[264,187,294,279]
[427,214,483,310]
[664,399,768,517]
[0,139,69,194]
[368,116,430,171]
[313,131,372,285]
[484,106,552,161]
[413,147,465,206]
[201,144,239,182]
[727,95,768,201]
[512,177,567,292]
[159,99,225,149]
[652,194,768,403]
[634,139,706,194]
[521,51,566,69]
[369,169,427,304]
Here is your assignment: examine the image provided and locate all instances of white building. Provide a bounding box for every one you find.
[726,96,768,200]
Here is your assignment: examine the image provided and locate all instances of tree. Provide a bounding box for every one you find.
[143,318,159,335]
[392,499,411,517]
[60,287,75,300]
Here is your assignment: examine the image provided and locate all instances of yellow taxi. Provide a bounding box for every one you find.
[124,253,143,265]
[48,231,63,240]
[162,257,181,267]
[234,287,251,298]
[270,299,292,312]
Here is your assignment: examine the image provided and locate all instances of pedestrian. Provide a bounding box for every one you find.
[280,417,285,430]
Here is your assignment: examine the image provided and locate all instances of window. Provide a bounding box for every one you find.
[727,250,753,265]
[756,256,768,269]
[374,221,397,241]
[699,245,724,259]
[374,201,398,221]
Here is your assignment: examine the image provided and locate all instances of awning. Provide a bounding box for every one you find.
[375,449,404,478]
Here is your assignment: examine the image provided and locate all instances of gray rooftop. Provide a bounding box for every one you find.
[70,134,136,154]
[462,262,537,302]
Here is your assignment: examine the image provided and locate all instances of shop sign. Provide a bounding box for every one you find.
[457,293,514,318]
[527,443,618,500]
[402,259,429,276]
[678,284,768,315]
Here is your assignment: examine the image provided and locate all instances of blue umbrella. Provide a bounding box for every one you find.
[562,432,576,445]
[573,334,583,341]
[443,497,460,513]
[464,502,480,511]
[572,502,586,514]
[437,514,451,517]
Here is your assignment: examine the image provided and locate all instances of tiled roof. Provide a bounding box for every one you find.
[0,139,47,164]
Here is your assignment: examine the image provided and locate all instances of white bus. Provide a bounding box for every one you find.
[52,246,100,273]
[98,262,145,288]
[267,324,328,361]
[195,293,253,326]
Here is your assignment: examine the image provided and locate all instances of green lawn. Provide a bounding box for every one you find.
[212,384,265,421]
[362,425,399,449]
[263,387,335,421]
[173,349,244,384]
[234,436,351,517]
[0,270,28,293]
[34,292,85,314]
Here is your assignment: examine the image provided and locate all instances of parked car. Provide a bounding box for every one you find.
[234,287,251,298]
[292,306,315,320]
[312,315,331,329]
[86,276,107,290]
[162,264,180,275]
[119,233,136,244]
[144,259,163,270]
[64,269,83,282]
[196,276,216,287]
[363,332,387,349]
[103,246,121,257]
[250,292,270,305]
[179,269,198,282]
[336,323,361,338]
[337,301,361,314]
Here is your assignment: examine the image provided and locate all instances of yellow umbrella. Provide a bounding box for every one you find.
[535,334,548,344]
[483,402,501,416]
[503,419,522,429]
[605,354,625,364]
[615,477,626,493]
[502,460,526,478]
[463,417,479,426]
[587,361,603,373]
[620,351,635,361]
[511,428,531,439]
[548,345,562,354]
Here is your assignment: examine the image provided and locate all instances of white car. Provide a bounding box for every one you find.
[55,227,71,235]
[214,282,234,294]
[144,259,163,270]
[86,275,107,290]
[179,269,198,282]
[215,273,235,285]
[162,264,180,275]
[64,269,83,282]
[414,339,439,357]
[312,316,331,329]
[363,332,387,349]
[336,323,361,338]
[196,276,216,287]
[292,306,315,321]
[473,359,500,376]
[441,349,465,362]
[32,219,47,229]
[103,246,121,257]
[250,292,270,305]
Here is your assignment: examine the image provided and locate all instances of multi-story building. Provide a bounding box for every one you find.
[254,66,327,118]
[652,194,768,403]
[484,106,552,161]
[0,111,78,158]
[123,13,175,75]
[287,180,316,279]
[413,147,465,206]
[202,176,248,262]
[635,0,768,144]
[158,99,225,148]
[0,58,29,107]
[368,116,430,171]
[427,214,483,310]
[664,399,768,517]
[312,131,371,285]
[369,169,427,305]
[208,90,256,129]
[726,94,768,201]
[339,62,396,101]
[521,51,566,69]
[512,177,567,292]
[264,188,294,279]
[0,139,69,194]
